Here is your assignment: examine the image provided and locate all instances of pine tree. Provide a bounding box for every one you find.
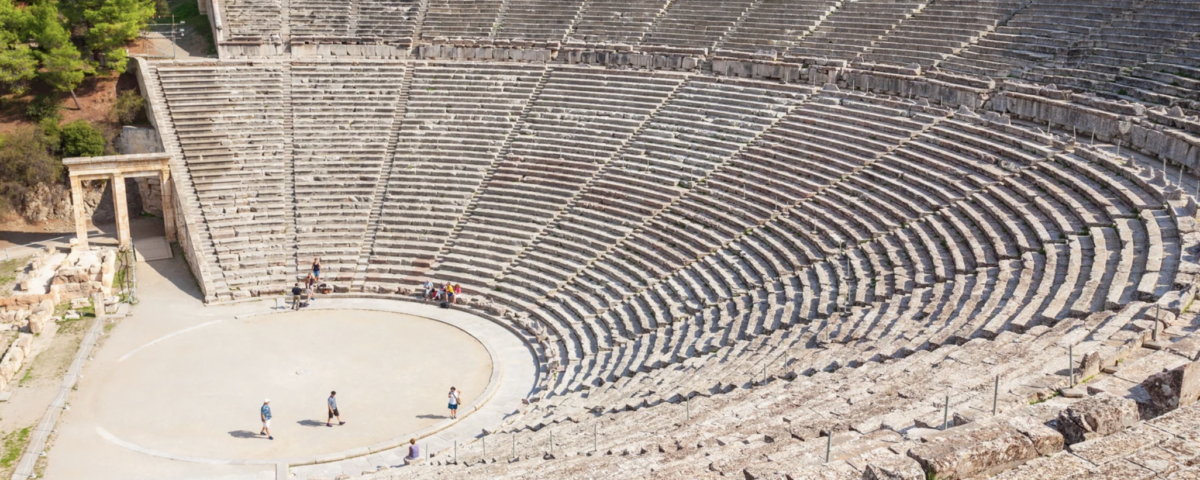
[83,0,155,73]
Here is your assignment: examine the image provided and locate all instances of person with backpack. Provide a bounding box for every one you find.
[448,387,461,419]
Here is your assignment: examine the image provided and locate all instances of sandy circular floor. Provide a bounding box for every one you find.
[88,309,493,460]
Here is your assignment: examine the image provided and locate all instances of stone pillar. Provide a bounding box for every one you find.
[160,168,176,242]
[111,173,131,250]
[70,177,88,249]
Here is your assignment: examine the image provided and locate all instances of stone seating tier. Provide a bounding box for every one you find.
[147,59,1200,477]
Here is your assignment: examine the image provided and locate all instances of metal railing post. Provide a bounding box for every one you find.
[824,433,832,463]
[1069,345,1075,388]
[1154,305,1161,342]
[993,375,999,416]
[942,394,950,430]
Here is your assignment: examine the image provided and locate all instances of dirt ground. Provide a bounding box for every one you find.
[0,213,90,251]
[0,74,126,137]
[0,311,93,478]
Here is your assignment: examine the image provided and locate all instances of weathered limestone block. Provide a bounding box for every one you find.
[862,454,925,480]
[14,333,31,357]
[1004,415,1064,456]
[1141,360,1200,417]
[0,333,32,382]
[907,423,1040,479]
[711,58,804,82]
[27,299,53,334]
[0,309,27,325]
[1057,393,1140,445]
[1081,351,1102,379]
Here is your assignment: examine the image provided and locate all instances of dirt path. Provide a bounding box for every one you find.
[0,314,89,478]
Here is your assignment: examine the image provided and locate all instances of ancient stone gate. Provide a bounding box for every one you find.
[62,153,175,250]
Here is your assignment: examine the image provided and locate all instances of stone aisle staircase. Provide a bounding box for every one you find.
[490,72,696,284]
[351,63,416,291]
[137,59,231,302]
[423,65,554,278]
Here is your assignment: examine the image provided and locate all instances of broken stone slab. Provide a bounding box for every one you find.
[1141,359,1200,417]
[1168,336,1200,361]
[907,423,1040,479]
[862,453,925,480]
[1003,415,1064,456]
[1056,393,1140,445]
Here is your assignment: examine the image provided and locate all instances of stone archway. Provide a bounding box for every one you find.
[62,153,175,250]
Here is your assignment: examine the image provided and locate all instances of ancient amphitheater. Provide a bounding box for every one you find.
[35,0,1200,478]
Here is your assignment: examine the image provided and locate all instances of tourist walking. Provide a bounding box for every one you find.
[260,399,274,440]
[312,257,321,279]
[327,391,344,427]
[448,387,461,419]
[291,283,303,310]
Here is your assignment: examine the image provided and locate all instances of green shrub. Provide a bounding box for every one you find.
[108,89,146,124]
[0,126,61,215]
[60,120,105,158]
[25,94,61,123]
[38,118,61,154]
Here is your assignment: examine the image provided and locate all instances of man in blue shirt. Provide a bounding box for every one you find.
[260,399,273,440]
[327,391,344,427]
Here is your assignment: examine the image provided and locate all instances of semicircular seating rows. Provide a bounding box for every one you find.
[142,0,1200,476]
[145,56,1200,477]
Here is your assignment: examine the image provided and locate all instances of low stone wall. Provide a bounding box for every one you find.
[558,47,700,70]
[0,333,34,391]
[218,41,288,58]
[840,63,994,109]
[292,42,409,59]
[988,79,1200,175]
[0,246,116,333]
[710,57,806,82]
[415,44,551,62]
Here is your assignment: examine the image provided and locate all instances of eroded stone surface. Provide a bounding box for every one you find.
[907,423,1038,479]
[1143,360,1200,417]
[1067,425,1169,465]
[988,452,1091,480]
[1057,393,1140,445]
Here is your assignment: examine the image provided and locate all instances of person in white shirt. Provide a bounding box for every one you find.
[448,387,461,419]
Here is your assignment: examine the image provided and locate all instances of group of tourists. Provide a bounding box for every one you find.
[423,280,462,304]
[256,387,465,463]
[289,258,324,309]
